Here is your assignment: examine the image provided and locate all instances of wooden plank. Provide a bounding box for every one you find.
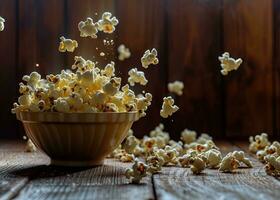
[114,0,167,138]
[0,0,18,138]
[166,0,223,139]
[223,0,273,137]
[273,0,280,140]
[66,0,116,68]
[153,141,280,200]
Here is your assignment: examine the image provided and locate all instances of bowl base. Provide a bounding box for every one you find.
[51,159,104,167]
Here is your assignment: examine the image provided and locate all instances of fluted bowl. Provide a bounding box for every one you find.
[16,111,139,167]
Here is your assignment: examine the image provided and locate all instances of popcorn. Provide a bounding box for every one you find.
[249,133,270,153]
[149,123,170,146]
[119,153,135,162]
[125,159,148,184]
[219,153,240,173]
[146,155,164,174]
[178,150,197,167]
[264,155,280,177]
[232,151,252,168]
[180,129,197,144]
[123,135,139,154]
[25,139,37,152]
[156,145,179,166]
[196,133,212,144]
[0,16,5,31]
[142,136,157,153]
[103,77,121,96]
[189,156,206,174]
[160,96,179,118]
[53,98,70,112]
[58,36,78,53]
[97,12,119,34]
[266,141,280,156]
[204,149,222,168]
[128,68,148,86]
[168,81,184,96]
[141,48,159,69]
[78,17,99,38]
[72,56,95,72]
[101,61,115,78]
[136,93,152,117]
[218,52,242,75]
[118,44,131,61]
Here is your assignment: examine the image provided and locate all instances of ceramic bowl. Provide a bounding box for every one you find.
[16,111,139,167]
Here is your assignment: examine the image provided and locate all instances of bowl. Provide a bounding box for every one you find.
[16,111,139,167]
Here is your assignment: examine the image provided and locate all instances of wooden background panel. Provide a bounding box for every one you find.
[115,0,167,137]
[66,0,115,69]
[0,0,18,138]
[223,0,273,138]
[166,0,223,139]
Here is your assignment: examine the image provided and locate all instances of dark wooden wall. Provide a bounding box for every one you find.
[0,0,279,139]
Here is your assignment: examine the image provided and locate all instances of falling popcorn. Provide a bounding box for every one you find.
[160,96,179,118]
[128,68,148,86]
[168,81,184,96]
[58,36,78,53]
[0,16,5,31]
[218,52,242,75]
[97,12,119,34]
[78,17,99,38]
[118,44,131,61]
[141,48,159,69]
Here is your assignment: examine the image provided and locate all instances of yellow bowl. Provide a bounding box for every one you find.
[16,111,139,167]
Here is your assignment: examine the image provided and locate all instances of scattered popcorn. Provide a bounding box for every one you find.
[118,44,131,61]
[249,133,271,153]
[97,12,119,34]
[204,149,222,169]
[168,81,184,96]
[128,68,148,86]
[232,151,252,168]
[218,52,242,75]
[25,139,37,152]
[149,123,170,146]
[181,129,197,144]
[219,153,240,173]
[160,96,179,118]
[146,154,164,174]
[125,159,148,184]
[189,156,206,174]
[0,16,5,31]
[264,155,280,177]
[123,135,139,154]
[58,36,78,53]
[119,153,135,162]
[141,48,159,69]
[78,17,99,38]
[178,150,197,167]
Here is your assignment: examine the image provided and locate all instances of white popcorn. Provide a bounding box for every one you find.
[146,155,164,174]
[119,153,135,163]
[97,12,119,34]
[219,153,240,173]
[218,52,242,75]
[136,93,152,117]
[155,146,179,166]
[196,133,212,144]
[168,81,184,96]
[53,98,70,112]
[180,129,197,144]
[25,139,37,152]
[22,71,42,89]
[232,151,252,168]
[178,150,197,167]
[78,17,99,38]
[160,96,179,118]
[266,141,280,156]
[101,61,115,78]
[0,16,5,31]
[141,48,159,69]
[128,68,148,86]
[118,44,131,61]
[149,123,170,145]
[189,156,206,174]
[204,149,222,169]
[103,77,121,96]
[125,159,148,184]
[58,36,78,53]
[123,135,139,154]
[72,56,95,72]
[264,155,280,177]
[249,133,271,153]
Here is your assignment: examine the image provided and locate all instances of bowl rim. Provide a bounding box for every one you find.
[16,111,139,123]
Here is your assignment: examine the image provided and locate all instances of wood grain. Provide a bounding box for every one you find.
[166,0,223,139]
[223,0,273,137]
[115,0,167,138]
[0,0,18,138]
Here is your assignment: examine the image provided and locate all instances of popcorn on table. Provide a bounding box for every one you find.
[25,139,37,152]
[264,155,280,177]
[146,154,164,174]
[168,81,184,96]
[204,149,222,169]
[249,133,271,153]
[118,44,131,61]
[58,36,78,53]
[232,151,252,168]
[78,17,99,38]
[125,159,149,184]
[0,16,5,31]
[218,52,242,75]
[189,155,206,174]
[219,152,240,173]
[181,129,197,144]
[160,96,179,118]
[97,12,119,34]
[128,68,148,86]
[141,48,159,69]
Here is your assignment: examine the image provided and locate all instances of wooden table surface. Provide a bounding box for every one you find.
[0,140,279,200]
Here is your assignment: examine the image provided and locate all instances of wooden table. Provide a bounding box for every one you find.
[0,140,279,200]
